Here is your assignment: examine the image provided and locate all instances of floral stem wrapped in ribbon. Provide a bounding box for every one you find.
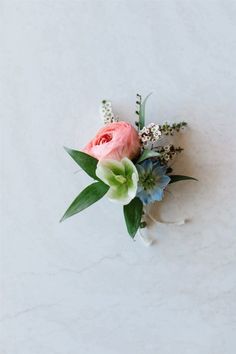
[61,94,197,239]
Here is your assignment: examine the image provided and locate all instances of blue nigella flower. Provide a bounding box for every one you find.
[136,159,171,205]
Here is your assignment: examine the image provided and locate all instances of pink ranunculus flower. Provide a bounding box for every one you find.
[83,121,141,161]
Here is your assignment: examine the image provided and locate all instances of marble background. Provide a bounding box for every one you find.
[1,1,236,353]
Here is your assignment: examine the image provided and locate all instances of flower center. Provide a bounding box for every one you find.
[96,133,112,145]
[115,175,127,184]
[140,173,156,190]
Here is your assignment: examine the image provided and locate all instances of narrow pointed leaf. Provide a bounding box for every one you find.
[169,175,198,184]
[60,182,109,222]
[64,147,99,180]
[136,149,160,163]
[123,197,143,238]
[139,92,152,130]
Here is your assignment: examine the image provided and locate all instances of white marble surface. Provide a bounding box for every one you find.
[1,1,236,353]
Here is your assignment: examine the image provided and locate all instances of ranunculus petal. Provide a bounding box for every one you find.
[83,121,141,161]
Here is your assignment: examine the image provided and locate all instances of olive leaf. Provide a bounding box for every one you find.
[139,92,152,130]
[136,149,160,163]
[64,147,99,180]
[123,197,143,238]
[169,175,198,184]
[60,182,109,222]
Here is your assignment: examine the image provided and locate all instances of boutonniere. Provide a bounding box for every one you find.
[61,94,197,243]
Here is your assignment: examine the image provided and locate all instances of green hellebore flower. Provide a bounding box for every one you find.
[96,158,139,205]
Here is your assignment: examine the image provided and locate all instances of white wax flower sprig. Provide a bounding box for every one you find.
[100,100,119,124]
[139,122,162,147]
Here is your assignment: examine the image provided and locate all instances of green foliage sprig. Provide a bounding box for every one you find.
[135,93,152,130]
[160,121,187,135]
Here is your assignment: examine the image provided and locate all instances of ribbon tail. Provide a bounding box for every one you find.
[138,228,155,246]
[146,212,188,226]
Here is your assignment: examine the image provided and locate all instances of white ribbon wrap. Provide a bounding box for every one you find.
[139,205,188,246]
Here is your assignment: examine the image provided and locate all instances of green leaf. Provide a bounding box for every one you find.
[64,147,99,180]
[169,175,198,184]
[136,149,160,163]
[60,182,109,222]
[123,197,143,238]
[139,92,152,130]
